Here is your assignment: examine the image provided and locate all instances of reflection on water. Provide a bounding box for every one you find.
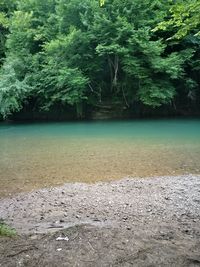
[0,119,200,196]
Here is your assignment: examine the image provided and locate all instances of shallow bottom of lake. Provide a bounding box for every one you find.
[0,119,200,196]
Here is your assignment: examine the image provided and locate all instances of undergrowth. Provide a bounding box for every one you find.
[0,220,16,237]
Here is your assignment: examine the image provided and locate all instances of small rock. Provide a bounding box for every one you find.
[159,231,165,236]
[93,218,100,222]
[56,236,69,241]
[30,235,38,240]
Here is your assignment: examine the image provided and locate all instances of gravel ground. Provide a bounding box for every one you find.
[0,175,200,266]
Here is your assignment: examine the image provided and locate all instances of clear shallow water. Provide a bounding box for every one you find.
[0,119,200,196]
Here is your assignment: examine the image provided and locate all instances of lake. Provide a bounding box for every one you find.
[0,119,200,196]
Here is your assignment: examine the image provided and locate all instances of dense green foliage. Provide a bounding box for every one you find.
[0,0,199,119]
[154,0,200,40]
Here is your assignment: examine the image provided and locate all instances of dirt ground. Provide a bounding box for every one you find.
[0,175,200,266]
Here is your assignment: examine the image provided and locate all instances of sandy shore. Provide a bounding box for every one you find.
[0,175,200,266]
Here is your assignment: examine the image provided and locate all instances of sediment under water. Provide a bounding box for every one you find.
[0,119,200,196]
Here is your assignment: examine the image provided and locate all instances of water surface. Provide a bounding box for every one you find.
[0,119,200,196]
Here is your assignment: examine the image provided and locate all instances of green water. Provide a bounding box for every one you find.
[0,119,200,196]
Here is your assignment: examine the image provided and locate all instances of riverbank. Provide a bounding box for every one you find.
[0,175,200,266]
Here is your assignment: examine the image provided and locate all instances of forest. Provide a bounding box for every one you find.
[0,0,200,120]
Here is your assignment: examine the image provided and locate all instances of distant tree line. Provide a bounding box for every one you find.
[0,0,199,119]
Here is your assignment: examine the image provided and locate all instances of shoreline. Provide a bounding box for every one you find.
[0,174,200,266]
[0,174,200,234]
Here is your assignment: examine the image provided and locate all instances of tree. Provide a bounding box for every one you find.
[153,0,200,40]
[0,0,17,65]
[0,60,31,118]
[0,0,199,119]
